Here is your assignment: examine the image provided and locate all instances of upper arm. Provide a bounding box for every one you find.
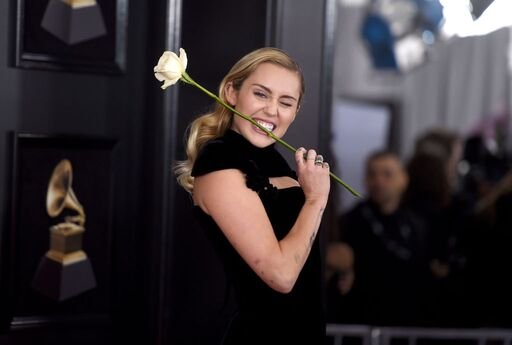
[194,169,287,291]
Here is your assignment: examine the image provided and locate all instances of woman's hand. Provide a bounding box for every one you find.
[295,148,331,206]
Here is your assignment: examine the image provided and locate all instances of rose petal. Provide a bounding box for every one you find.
[154,72,165,82]
[179,48,188,71]
[153,66,181,75]
[155,56,180,73]
[155,51,172,68]
[154,71,163,80]
[155,73,178,85]
[161,77,180,89]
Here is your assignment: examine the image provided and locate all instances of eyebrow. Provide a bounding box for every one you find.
[252,83,298,102]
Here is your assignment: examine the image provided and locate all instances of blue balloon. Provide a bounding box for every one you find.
[361,13,398,69]
[414,0,444,32]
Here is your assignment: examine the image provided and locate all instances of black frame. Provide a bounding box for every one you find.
[12,0,128,74]
[2,133,117,330]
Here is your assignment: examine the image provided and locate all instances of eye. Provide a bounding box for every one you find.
[254,91,267,98]
[280,101,293,108]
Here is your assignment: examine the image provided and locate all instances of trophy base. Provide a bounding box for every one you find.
[41,0,107,45]
[32,255,96,301]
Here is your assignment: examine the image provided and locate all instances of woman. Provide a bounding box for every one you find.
[175,48,330,344]
[404,129,472,326]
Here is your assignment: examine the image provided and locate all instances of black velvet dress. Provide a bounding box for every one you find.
[192,130,325,345]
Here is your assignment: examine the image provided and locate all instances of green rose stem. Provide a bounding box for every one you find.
[180,71,360,197]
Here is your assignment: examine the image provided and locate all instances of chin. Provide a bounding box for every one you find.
[244,131,276,148]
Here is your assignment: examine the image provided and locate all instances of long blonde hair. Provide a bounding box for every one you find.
[175,47,305,193]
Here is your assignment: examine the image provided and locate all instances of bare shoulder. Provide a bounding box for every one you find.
[193,169,256,214]
[192,165,296,293]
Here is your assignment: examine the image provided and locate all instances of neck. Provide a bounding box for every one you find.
[377,198,400,215]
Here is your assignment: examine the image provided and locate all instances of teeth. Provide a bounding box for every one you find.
[256,120,274,132]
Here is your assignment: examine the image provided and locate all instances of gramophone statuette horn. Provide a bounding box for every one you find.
[32,159,96,301]
[46,159,85,227]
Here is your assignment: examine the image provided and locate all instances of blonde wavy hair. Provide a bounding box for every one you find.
[174,47,305,193]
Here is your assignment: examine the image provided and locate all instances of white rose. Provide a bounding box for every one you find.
[154,48,188,89]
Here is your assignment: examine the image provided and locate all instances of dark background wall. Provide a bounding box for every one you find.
[0,0,150,343]
[0,0,328,344]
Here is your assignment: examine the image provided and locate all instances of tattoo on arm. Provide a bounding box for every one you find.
[308,230,317,249]
[308,207,325,249]
[297,207,325,266]
[317,207,325,225]
[304,207,324,257]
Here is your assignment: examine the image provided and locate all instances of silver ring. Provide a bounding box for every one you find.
[314,155,324,165]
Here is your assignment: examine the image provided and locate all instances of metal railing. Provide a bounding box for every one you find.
[326,324,512,345]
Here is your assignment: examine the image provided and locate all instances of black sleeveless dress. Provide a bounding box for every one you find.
[192,130,325,345]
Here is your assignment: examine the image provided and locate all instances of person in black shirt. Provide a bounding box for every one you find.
[336,151,428,326]
[405,129,473,326]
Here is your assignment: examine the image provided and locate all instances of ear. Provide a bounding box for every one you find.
[224,82,238,107]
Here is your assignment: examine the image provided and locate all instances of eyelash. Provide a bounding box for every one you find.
[254,91,267,98]
[254,91,293,108]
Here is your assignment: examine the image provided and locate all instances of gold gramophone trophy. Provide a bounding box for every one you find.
[32,159,96,301]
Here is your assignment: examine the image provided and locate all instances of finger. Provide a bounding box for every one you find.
[306,149,317,167]
[323,162,330,170]
[315,154,324,166]
[295,147,306,168]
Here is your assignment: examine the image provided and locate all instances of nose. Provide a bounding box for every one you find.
[264,99,278,117]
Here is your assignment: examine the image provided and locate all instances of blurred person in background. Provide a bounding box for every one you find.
[338,151,429,326]
[404,129,473,326]
[325,242,359,324]
[480,174,512,327]
[461,134,510,209]
[469,166,512,327]
[459,133,512,326]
